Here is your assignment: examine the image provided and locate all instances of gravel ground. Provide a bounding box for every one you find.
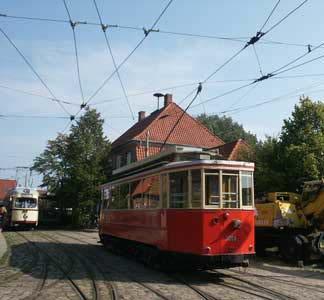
[0,230,323,300]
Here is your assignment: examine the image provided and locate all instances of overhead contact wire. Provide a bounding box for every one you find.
[263,0,309,35]
[0,84,79,106]
[173,0,308,113]
[93,0,135,120]
[74,0,174,119]
[0,27,71,116]
[62,0,86,104]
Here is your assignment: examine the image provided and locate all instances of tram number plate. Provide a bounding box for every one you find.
[226,235,237,242]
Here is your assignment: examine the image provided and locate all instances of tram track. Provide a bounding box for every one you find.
[38,231,118,300]
[51,231,288,300]
[14,231,91,300]
[51,231,197,300]
[230,269,324,295]
[210,269,297,300]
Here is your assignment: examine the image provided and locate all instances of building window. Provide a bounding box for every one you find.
[169,171,188,208]
[116,155,122,168]
[126,152,132,165]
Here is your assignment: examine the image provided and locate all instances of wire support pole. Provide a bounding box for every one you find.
[0,27,71,116]
[62,0,85,105]
[92,0,135,120]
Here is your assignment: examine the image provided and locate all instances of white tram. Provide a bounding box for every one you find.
[7,187,39,228]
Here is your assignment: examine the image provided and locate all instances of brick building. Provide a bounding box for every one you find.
[111,94,251,170]
[0,179,17,201]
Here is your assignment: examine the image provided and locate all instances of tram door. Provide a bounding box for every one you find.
[205,172,222,253]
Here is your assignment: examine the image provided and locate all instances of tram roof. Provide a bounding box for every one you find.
[10,187,39,197]
[103,147,254,187]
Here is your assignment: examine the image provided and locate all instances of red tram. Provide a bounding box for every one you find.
[99,148,255,269]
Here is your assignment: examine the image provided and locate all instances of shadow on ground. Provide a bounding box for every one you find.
[6,236,324,284]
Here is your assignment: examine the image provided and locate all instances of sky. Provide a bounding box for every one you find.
[1,0,324,186]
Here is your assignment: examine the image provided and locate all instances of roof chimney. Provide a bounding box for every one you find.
[138,111,146,122]
[164,94,173,107]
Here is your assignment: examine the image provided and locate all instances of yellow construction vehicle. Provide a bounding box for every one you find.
[256,185,324,262]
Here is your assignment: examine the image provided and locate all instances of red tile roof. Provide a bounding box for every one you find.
[212,139,250,160]
[136,145,161,161]
[0,179,17,200]
[112,102,224,149]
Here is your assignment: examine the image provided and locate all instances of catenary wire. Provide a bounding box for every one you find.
[62,0,86,104]
[92,78,255,105]
[73,0,174,120]
[259,0,281,33]
[177,0,303,107]
[159,83,203,151]
[0,114,71,119]
[92,72,324,106]
[252,45,264,75]
[0,27,71,116]
[3,11,324,52]
[263,0,309,35]
[221,81,324,115]
[0,84,79,106]
[92,0,135,120]
[192,38,324,109]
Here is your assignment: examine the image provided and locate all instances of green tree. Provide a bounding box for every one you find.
[278,97,324,191]
[32,108,111,226]
[197,114,257,145]
[254,136,285,193]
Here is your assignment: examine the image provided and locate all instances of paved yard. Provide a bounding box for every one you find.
[0,230,323,300]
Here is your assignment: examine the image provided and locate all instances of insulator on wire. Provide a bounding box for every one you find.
[70,115,75,121]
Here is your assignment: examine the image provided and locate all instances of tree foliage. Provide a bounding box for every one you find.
[255,97,324,193]
[197,114,257,145]
[32,108,111,226]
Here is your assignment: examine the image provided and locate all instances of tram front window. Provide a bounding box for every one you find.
[205,173,220,207]
[14,198,37,208]
[222,174,239,208]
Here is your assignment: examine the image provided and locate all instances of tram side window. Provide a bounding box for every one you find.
[130,180,143,209]
[242,171,253,207]
[119,183,130,209]
[102,188,109,209]
[109,186,119,209]
[191,170,201,208]
[205,171,220,207]
[143,176,160,208]
[222,173,239,208]
[161,174,168,208]
[169,171,188,208]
